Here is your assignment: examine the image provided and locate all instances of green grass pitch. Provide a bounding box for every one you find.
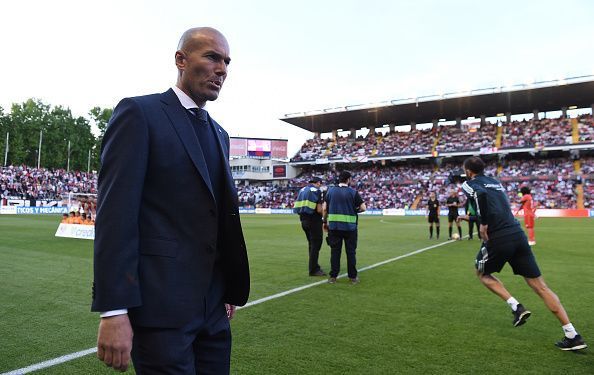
[1,215,593,374]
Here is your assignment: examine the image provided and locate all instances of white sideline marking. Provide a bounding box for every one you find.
[2,348,97,375]
[2,239,456,374]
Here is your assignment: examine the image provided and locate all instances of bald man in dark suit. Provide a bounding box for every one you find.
[92,27,250,374]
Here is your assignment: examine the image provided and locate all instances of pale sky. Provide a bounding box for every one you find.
[2,0,594,154]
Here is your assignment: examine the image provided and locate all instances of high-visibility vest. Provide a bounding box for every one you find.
[326,186,360,231]
[293,184,321,215]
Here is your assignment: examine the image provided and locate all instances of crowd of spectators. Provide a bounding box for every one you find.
[2,155,592,213]
[291,129,438,162]
[436,123,497,153]
[372,129,435,157]
[237,156,590,210]
[292,114,592,162]
[582,156,594,208]
[504,179,577,209]
[578,114,594,144]
[1,165,97,200]
[500,118,573,149]
[237,182,296,209]
[498,158,575,178]
[582,156,594,175]
[1,165,97,218]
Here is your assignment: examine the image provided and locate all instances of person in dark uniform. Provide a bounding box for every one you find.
[426,191,440,239]
[293,176,326,276]
[461,156,587,351]
[461,197,480,240]
[446,190,462,240]
[323,171,366,285]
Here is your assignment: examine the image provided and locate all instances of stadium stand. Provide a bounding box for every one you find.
[291,114,591,163]
[578,114,594,144]
[291,128,437,162]
[1,158,589,212]
[0,166,97,200]
[236,155,592,210]
[2,115,592,212]
[436,123,497,153]
[500,118,573,149]
[497,158,575,177]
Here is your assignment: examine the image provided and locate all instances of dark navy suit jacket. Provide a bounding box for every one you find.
[91,89,250,328]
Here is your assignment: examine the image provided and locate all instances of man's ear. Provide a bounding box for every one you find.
[175,50,186,70]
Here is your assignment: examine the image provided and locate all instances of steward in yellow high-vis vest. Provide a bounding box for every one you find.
[323,171,366,284]
[293,176,326,276]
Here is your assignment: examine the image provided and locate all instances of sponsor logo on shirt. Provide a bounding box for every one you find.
[483,183,505,191]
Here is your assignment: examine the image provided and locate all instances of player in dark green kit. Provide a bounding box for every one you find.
[461,156,587,351]
[426,191,440,239]
[446,190,462,240]
[463,197,480,240]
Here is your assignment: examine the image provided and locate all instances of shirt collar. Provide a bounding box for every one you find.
[172,86,201,110]
[338,183,348,187]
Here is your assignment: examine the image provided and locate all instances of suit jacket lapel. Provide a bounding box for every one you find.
[160,89,215,201]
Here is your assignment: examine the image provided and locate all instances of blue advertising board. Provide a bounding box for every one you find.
[16,206,69,214]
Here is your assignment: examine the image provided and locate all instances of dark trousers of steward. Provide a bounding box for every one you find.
[300,214,323,274]
[327,229,358,279]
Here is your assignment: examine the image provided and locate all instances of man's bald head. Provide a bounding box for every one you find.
[177,27,227,53]
[175,27,230,107]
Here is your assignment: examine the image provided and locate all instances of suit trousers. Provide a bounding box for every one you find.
[131,266,230,375]
[131,300,231,375]
[328,229,358,279]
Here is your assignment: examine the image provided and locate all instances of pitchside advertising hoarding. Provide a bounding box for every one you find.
[55,223,95,240]
[229,137,287,159]
[16,206,69,214]
[0,199,68,214]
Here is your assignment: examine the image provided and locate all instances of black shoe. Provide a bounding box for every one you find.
[349,277,360,285]
[512,304,531,327]
[309,269,327,277]
[328,277,337,284]
[468,236,473,240]
[555,334,588,351]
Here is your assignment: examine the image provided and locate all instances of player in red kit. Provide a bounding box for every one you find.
[516,186,537,246]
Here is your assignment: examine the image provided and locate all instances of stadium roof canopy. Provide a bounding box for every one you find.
[280,75,594,134]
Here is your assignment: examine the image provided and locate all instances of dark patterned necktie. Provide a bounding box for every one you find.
[187,107,209,124]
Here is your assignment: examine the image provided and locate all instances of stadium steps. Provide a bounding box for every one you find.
[411,193,423,209]
[576,184,584,209]
[574,158,584,209]
[495,125,503,148]
[571,118,579,144]
[571,123,584,207]
[431,129,441,156]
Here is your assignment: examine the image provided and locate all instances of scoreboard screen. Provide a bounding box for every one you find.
[230,137,287,158]
[247,139,271,157]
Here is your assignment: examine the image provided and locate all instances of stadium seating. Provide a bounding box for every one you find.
[236,156,592,210]
[578,114,594,144]
[292,115,591,162]
[0,166,97,200]
[2,134,592,211]
[436,123,497,153]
